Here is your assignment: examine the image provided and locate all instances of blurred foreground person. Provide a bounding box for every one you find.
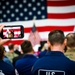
[0,45,15,75]
[3,46,12,65]
[32,30,75,75]
[15,40,38,75]
[65,33,75,61]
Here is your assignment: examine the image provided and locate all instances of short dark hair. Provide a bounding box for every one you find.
[0,45,4,60]
[8,43,14,50]
[66,33,75,48]
[48,30,65,45]
[21,40,33,54]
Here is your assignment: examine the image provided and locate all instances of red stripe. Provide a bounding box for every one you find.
[47,1,75,6]
[24,26,74,33]
[47,13,75,19]
[4,40,24,45]
[3,26,74,45]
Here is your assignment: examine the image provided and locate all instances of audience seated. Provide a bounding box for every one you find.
[65,33,75,61]
[5,43,18,63]
[0,45,16,75]
[15,40,39,75]
[32,30,75,75]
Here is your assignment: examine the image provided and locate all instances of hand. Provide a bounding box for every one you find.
[0,25,11,45]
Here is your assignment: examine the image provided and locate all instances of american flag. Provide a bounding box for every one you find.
[0,0,75,46]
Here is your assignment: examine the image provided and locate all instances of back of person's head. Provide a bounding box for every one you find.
[66,33,75,49]
[14,44,19,50]
[8,43,14,50]
[48,30,65,45]
[21,40,34,54]
[0,45,4,60]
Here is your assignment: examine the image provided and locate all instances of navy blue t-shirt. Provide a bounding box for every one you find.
[0,60,15,75]
[32,51,75,75]
[38,50,48,58]
[15,54,39,75]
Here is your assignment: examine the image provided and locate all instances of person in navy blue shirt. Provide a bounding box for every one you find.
[15,40,39,75]
[0,45,16,75]
[0,25,16,75]
[32,30,75,75]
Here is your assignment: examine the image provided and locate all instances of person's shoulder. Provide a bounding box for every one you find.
[65,49,75,61]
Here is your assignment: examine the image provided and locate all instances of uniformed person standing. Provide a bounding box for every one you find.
[65,33,75,61]
[32,30,75,75]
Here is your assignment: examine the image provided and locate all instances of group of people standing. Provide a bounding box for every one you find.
[0,25,75,75]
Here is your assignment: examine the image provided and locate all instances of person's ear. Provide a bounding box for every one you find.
[47,40,51,48]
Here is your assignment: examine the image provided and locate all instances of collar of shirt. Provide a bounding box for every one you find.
[46,51,64,56]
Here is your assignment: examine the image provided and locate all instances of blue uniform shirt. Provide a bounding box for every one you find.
[15,54,39,75]
[38,50,48,58]
[0,60,15,75]
[32,51,75,75]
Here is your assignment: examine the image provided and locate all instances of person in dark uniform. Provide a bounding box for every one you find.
[65,33,75,61]
[15,40,39,75]
[0,45,16,75]
[32,30,75,75]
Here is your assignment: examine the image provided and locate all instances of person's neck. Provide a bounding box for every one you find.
[51,45,64,53]
[26,51,34,55]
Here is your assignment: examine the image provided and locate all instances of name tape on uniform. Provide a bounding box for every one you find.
[38,69,65,75]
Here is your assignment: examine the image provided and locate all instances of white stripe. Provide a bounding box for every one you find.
[0,19,75,27]
[47,5,75,13]
[3,27,20,30]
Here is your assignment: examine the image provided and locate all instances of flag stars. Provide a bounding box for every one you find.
[6,10,10,14]
[24,8,27,12]
[19,4,23,8]
[15,9,19,13]
[23,0,26,3]
[41,6,45,10]
[37,2,41,6]
[28,3,32,7]
[37,11,41,15]
[0,10,2,14]
[2,6,6,10]
[29,12,32,16]
[24,17,28,20]
[10,5,14,9]
[16,17,19,21]
[32,0,35,2]
[0,19,3,22]
[14,0,18,4]
[20,13,23,16]
[7,18,11,22]
[11,13,15,17]
[42,15,45,19]
[32,7,36,11]
[3,14,7,18]
[6,2,9,5]
[0,0,46,22]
